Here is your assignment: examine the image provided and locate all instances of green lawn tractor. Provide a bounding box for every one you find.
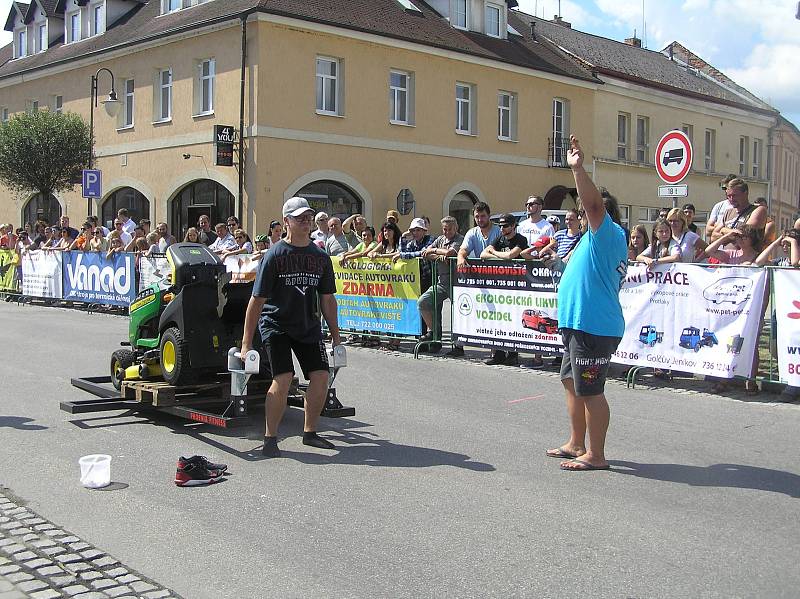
[110,243,261,389]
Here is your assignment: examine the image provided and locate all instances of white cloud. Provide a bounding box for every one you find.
[728,43,800,115]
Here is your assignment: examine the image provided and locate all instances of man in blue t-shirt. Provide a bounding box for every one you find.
[241,196,342,458]
[546,136,628,472]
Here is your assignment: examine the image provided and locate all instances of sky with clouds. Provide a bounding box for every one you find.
[515,0,800,125]
[1,0,798,125]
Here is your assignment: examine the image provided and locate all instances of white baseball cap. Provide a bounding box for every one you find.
[282,197,314,218]
[409,217,427,231]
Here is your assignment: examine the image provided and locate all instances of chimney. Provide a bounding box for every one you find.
[551,15,571,28]
[625,35,642,48]
[668,45,674,61]
[530,21,536,40]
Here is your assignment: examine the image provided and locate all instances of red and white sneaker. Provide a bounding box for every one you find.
[174,457,225,487]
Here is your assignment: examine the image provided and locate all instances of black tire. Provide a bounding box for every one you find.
[160,327,195,386]
[538,324,547,333]
[110,349,136,391]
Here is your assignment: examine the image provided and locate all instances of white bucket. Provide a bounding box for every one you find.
[79,454,112,489]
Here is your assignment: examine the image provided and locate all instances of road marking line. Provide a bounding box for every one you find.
[507,395,545,404]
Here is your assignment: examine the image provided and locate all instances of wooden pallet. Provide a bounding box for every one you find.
[121,377,272,407]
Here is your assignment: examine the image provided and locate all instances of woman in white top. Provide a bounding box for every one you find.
[635,218,680,269]
[666,208,706,263]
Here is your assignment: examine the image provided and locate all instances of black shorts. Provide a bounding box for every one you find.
[560,328,621,397]
[263,334,329,379]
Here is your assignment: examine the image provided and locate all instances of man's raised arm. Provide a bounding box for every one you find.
[566,135,604,232]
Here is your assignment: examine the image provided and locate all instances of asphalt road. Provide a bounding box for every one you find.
[1,302,798,598]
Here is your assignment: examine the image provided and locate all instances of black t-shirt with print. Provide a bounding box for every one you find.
[252,240,336,342]
[491,232,528,252]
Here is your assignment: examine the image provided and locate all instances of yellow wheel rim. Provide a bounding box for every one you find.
[162,340,176,373]
[112,360,121,378]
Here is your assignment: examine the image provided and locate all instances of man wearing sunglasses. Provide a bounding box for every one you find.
[480,213,528,366]
[240,196,341,458]
[518,195,554,247]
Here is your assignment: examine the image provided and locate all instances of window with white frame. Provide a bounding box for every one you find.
[638,207,662,223]
[389,70,413,125]
[681,123,693,147]
[16,29,27,58]
[619,205,630,229]
[739,136,749,176]
[68,12,80,43]
[93,4,105,35]
[156,68,172,121]
[704,128,715,172]
[485,3,501,37]
[1,107,8,123]
[52,95,63,113]
[497,91,516,141]
[752,138,762,179]
[552,98,569,165]
[164,0,181,13]
[453,0,468,29]
[636,116,649,163]
[121,79,134,128]
[36,24,47,53]
[455,82,474,134]
[617,113,629,160]
[316,57,341,115]
[195,58,215,115]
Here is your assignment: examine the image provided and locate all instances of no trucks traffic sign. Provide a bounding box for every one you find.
[655,130,693,185]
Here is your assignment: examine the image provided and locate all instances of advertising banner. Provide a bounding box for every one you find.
[0,249,16,292]
[21,250,63,298]
[138,253,171,291]
[223,254,260,283]
[451,260,563,353]
[63,251,136,306]
[614,263,767,378]
[772,268,800,386]
[332,257,422,336]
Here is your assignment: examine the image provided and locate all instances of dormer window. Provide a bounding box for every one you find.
[16,29,27,57]
[485,3,501,37]
[92,3,105,36]
[35,23,47,52]
[452,0,468,29]
[165,0,181,13]
[67,11,80,43]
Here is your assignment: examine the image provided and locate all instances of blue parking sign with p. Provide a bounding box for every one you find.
[82,169,102,198]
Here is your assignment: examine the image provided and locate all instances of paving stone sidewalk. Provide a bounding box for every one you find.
[0,487,180,599]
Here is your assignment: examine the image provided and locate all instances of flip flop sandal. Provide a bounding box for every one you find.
[546,448,580,459]
[560,458,610,471]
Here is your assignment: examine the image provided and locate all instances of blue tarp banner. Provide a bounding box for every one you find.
[62,251,136,306]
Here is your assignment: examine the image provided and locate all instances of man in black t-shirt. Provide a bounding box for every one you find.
[480,213,528,366]
[241,196,342,457]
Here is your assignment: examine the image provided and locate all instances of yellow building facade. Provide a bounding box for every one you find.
[0,1,790,239]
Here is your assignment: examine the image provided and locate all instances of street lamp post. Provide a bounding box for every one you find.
[88,67,120,217]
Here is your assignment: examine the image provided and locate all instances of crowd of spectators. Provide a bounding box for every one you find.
[2,173,799,390]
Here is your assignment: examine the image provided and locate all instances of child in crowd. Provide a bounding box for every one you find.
[635,218,680,269]
[628,224,649,262]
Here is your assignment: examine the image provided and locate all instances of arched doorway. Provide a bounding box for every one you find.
[543,185,578,210]
[22,193,61,227]
[101,187,150,231]
[170,179,235,240]
[448,191,476,235]
[295,180,363,220]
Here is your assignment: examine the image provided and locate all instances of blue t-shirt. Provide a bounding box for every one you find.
[557,213,627,337]
[460,225,501,258]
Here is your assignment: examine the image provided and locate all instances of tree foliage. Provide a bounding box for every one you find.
[0,109,91,199]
